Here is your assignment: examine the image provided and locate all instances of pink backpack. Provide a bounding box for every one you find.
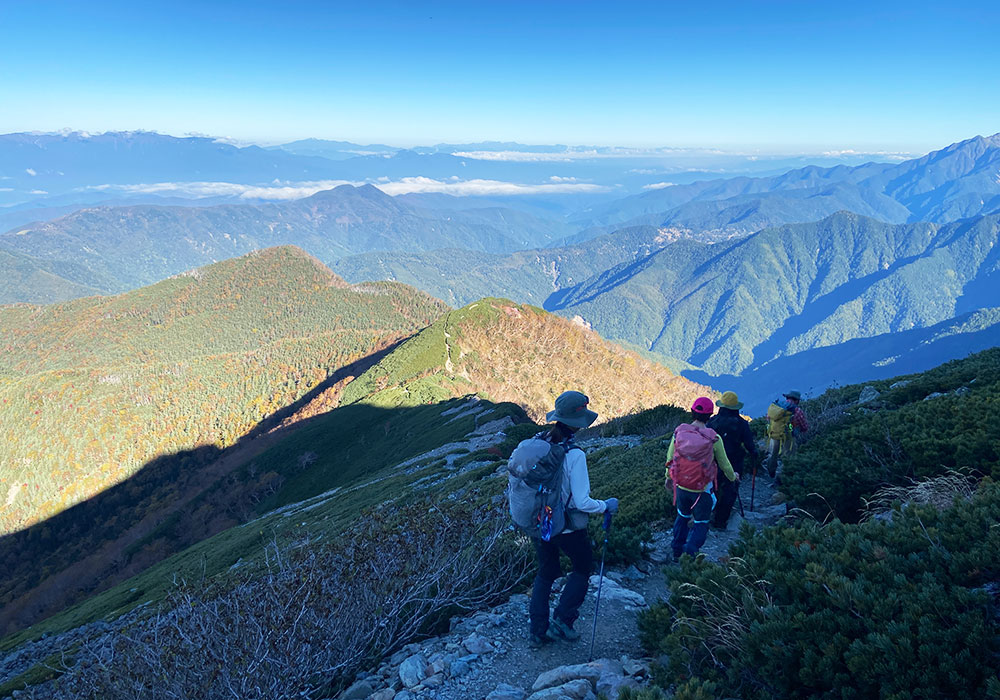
[668,423,719,494]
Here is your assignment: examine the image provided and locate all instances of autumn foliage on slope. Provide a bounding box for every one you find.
[0,246,446,533]
[343,298,715,421]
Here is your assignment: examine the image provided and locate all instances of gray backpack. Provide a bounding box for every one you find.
[507,433,580,541]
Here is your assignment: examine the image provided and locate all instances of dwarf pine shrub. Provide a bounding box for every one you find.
[781,347,1000,521]
[638,480,1000,699]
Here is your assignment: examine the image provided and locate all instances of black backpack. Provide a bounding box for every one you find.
[707,413,746,462]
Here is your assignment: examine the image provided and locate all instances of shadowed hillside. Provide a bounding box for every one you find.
[0,290,710,641]
[0,246,446,534]
[0,394,524,639]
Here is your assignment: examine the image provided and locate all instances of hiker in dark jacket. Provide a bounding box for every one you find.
[529,391,618,649]
[664,397,738,559]
[706,391,759,528]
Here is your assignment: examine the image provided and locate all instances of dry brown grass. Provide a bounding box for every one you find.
[861,469,978,521]
[669,558,773,673]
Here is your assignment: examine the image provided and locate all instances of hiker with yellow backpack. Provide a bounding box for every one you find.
[766,390,809,479]
[664,397,739,560]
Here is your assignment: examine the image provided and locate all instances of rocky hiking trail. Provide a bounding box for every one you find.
[334,444,785,700]
[1,409,785,699]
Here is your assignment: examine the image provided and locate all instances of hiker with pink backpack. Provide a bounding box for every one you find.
[664,397,739,560]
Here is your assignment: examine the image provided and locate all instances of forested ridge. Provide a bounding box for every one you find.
[0,246,446,534]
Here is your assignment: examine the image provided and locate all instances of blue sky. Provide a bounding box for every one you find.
[0,0,997,151]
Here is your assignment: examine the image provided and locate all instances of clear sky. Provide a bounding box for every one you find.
[0,0,997,152]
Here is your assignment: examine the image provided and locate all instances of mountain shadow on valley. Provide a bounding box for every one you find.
[0,339,498,639]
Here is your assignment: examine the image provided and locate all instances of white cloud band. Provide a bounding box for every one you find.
[86,177,609,201]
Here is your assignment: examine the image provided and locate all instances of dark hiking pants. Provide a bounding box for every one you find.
[712,477,740,528]
[530,528,593,636]
[713,460,745,528]
[671,488,715,558]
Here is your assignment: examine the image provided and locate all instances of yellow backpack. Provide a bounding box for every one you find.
[767,403,792,440]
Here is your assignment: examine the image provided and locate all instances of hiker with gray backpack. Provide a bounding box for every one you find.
[506,391,619,649]
[665,397,738,560]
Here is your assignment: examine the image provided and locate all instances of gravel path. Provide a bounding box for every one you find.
[378,470,788,700]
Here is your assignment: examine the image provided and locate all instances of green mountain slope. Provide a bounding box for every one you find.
[781,345,1000,521]
[0,245,446,534]
[0,246,103,305]
[551,212,1000,375]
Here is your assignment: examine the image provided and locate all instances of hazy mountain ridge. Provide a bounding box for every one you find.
[575,134,1000,231]
[0,130,347,197]
[0,184,570,296]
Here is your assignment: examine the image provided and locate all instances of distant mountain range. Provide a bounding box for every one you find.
[338,211,1000,383]
[0,184,573,301]
[0,131,345,201]
[0,130,925,218]
[569,134,1000,237]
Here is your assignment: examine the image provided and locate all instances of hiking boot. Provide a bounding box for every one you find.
[549,616,581,641]
[528,629,557,649]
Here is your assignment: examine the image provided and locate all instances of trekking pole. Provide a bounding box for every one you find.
[736,486,745,518]
[588,511,613,662]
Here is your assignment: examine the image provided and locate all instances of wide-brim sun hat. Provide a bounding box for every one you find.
[784,390,802,401]
[716,391,744,410]
[546,390,598,429]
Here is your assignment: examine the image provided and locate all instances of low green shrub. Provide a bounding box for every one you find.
[638,480,1000,700]
[782,347,1000,521]
[597,404,688,439]
[586,440,674,565]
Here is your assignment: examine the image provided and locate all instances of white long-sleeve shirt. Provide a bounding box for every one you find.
[560,449,608,532]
